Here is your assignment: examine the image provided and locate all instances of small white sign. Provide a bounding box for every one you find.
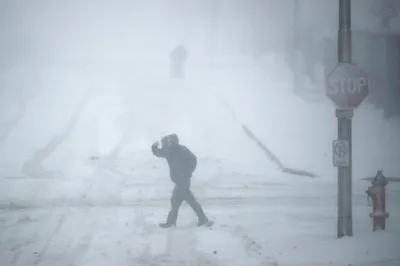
[332,140,350,167]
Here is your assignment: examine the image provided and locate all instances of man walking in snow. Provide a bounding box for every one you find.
[151,134,210,228]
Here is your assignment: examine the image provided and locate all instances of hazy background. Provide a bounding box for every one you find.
[1,0,396,62]
[1,1,400,266]
[0,0,399,174]
[1,0,400,109]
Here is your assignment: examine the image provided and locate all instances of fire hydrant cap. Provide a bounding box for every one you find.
[372,170,388,186]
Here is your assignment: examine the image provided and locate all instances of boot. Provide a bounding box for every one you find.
[196,218,209,227]
[159,222,176,228]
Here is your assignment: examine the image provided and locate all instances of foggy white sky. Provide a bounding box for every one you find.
[1,0,399,64]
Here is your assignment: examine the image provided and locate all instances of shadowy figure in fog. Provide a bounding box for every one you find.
[152,134,209,228]
[169,44,188,79]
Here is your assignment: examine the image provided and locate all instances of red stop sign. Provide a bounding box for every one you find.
[326,63,369,109]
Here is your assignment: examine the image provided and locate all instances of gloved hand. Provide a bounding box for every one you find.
[152,141,160,149]
[151,140,164,157]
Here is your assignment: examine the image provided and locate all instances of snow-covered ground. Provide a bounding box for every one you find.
[1,179,399,266]
[0,57,399,266]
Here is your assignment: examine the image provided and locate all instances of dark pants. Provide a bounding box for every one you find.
[166,181,206,224]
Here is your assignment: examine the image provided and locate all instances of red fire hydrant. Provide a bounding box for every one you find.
[366,170,389,231]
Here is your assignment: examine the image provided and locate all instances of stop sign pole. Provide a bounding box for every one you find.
[326,0,368,238]
[336,0,352,239]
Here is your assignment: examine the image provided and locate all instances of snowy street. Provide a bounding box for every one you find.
[1,177,399,266]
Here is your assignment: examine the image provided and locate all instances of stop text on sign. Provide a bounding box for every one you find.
[327,77,368,95]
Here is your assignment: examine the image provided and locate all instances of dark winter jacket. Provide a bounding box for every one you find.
[152,141,197,184]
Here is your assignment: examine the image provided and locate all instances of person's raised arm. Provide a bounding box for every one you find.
[151,141,165,158]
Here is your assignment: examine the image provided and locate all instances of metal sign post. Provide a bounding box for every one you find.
[335,108,353,238]
[326,0,369,238]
